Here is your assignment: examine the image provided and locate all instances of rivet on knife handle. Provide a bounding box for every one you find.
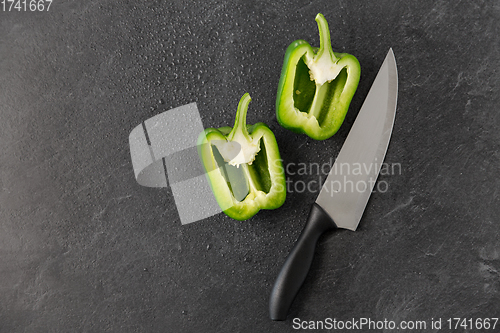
[269,203,337,321]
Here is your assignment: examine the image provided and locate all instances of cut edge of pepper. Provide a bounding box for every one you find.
[209,128,275,205]
[286,54,360,138]
[198,103,286,220]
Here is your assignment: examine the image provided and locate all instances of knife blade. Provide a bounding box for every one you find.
[269,48,398,321]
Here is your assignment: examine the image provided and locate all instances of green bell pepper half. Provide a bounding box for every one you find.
[198,93,286,221]
[276,13,361,140]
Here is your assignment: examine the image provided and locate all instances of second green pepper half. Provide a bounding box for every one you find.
[198,93,286,221]
[276,13,361,140]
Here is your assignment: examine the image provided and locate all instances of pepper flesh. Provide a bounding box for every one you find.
[276,13,361,140]
[198,93,286,221]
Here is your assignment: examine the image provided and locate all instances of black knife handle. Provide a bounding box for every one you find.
[269,203,337,321]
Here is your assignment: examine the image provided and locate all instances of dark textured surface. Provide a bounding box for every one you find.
[1,1,499,332]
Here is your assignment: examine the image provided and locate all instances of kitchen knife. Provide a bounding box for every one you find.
[269,48,398,320]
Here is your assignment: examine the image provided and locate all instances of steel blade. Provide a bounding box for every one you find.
[316,48,398,230]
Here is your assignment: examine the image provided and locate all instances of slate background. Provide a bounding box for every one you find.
[1,0,499,332]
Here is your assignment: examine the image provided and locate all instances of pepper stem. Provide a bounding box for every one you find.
[315,13,338,63]
[228,93,252,142]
